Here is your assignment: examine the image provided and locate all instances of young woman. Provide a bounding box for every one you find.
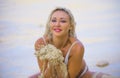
[33,7,113,78]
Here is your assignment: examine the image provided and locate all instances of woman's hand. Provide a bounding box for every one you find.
[43,62,57,78]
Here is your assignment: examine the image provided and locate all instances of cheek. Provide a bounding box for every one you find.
[49,23,53,31]
[66,24,70,31]
[63,25,70,33]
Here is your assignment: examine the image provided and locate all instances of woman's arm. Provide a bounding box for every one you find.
[68,42,84,78]
[34,38,55,78]
[34,38,44,70]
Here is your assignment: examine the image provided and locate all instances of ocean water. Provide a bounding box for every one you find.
[0,0,120,78]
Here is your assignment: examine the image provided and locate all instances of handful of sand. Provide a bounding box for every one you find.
[35,44,68,78]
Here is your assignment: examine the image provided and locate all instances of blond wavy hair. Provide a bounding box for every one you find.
[44,7,76,39]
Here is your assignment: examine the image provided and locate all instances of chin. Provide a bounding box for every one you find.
[53,33,63,37]
[53,32,67,37]
[52,32,61,36]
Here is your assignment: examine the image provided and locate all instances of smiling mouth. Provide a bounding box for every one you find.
[54,29,62,32]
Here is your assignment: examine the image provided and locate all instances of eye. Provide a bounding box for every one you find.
[61,20,66,23]
[51,19,56,22]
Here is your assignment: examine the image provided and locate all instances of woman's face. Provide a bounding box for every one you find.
[50,11,71,37]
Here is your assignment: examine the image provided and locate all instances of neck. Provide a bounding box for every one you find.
[52,35,69,49]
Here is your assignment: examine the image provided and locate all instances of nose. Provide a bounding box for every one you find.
[55,21,60,27]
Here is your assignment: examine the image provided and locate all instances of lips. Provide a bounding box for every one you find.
[54,28,62,32]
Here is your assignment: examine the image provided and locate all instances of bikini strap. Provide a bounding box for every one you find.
[78,65,88,78]
[64,41,78,65]
[42,37,47,45]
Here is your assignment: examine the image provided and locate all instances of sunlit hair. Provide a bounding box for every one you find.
[44,7,76,39]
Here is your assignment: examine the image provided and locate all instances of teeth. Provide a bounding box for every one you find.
[54,29,61,32]
[56,29,60,31]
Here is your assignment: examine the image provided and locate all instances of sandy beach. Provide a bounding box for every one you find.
[0,0,120,78]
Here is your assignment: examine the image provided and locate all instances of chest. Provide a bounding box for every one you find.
[61,48,68,58]
[61,44,71,58]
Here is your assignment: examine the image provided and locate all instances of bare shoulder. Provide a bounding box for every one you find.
[70,37,84,56]
[68,37,85,78]
[69,37,84,49]
[34,37,45,51]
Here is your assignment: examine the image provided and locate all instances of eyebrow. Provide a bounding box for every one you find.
[51,17,68,20]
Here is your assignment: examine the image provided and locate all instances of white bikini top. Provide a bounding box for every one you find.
[42,37,78,65]
[64,41,78,65]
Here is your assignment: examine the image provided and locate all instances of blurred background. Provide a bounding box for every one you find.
[0,0,120,78]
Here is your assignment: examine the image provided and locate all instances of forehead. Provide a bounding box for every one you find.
[51,10,70,19]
